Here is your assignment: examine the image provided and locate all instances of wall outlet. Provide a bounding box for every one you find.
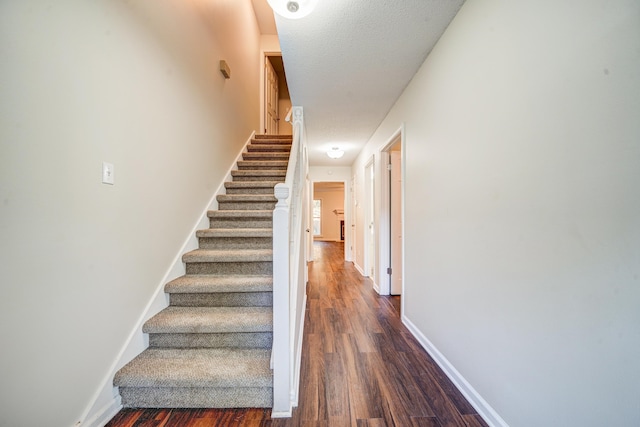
[102,162,114,185]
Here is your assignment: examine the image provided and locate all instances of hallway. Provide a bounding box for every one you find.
[106,242,488,426]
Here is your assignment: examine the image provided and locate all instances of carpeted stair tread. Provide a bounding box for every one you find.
[224,181,281,189]
[216,194,277,202]
[231,170,287,177]
[250,137,292,143]
[207,210,273,218]
[246,144,291,152]
[247,142,291,148]
[113,133,291,409]
[183,248,272,263]
[238,160,288,165]
[242,152,290,160]
[165,275,273,293]
[196,228,272,238]
[237,160,288,168]
[114,348,272,388]
[143,306,272,334]
[250,143,292,150]
[254,134,292,140]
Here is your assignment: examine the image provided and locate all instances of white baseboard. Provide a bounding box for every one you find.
[402,315,509,427]
[372,280,381,294]
[78,395,121,427]
[353,261,365,276]
[78,132,255,427]
[270,410,293,418]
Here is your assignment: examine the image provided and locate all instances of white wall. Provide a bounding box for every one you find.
[352,0,640,426]
[0,1,261,426]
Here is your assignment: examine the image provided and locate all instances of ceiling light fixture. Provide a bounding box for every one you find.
[327,147,344,159]
[267,0,318,19]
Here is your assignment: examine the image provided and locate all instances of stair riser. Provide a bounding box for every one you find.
[218,202,277,210]
[119,387,273,408]
[113,136,287,410]
[238,160,288,167]
[242,153,290,160]
[209,219,273,229]
[148,332,272,349]
[170,292,272,307]
[246,145,291,152]
[217,196,277,203]
[254,135,292,140]
[250,140,293,145]
[225,187,276,195]
[186,262,273,275]
[237,165,287,171]
[231,175,285,182]
[198,237,272,250]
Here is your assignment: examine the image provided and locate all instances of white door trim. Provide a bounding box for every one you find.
[378,124,405,297]
[364,156,377,289]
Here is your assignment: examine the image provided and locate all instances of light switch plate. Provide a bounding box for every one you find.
[102,162,114,185]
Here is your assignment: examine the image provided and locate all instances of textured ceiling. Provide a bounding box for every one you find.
[273,0,465,166]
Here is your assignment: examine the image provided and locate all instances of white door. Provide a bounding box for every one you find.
[390,150,403,295]
[264,58,279,134]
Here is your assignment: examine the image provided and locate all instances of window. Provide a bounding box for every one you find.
[312,199,322,236]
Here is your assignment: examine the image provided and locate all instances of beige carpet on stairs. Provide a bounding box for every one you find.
[114,134,292,408]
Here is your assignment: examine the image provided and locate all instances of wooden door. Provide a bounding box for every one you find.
[265,58,279,134]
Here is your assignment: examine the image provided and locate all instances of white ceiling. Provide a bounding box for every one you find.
[254,0,465,166]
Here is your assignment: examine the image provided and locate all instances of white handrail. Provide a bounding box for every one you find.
[272,106,308,417]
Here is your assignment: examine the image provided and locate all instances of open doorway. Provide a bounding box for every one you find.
[312,182,345,243]
[263,54,291,135]
[380,129,404,298]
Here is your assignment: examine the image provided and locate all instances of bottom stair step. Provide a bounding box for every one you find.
[114,348,272,408]
[118,386,272,408]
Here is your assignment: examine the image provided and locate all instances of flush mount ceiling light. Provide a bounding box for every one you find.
[267,0,318,19]
[326,147,344,159]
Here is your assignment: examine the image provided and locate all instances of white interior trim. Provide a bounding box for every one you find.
[363,155,376,285]
[260,50,283,134]
[377,124,405,296]
[353,261,365,277]
[79,395,121,427]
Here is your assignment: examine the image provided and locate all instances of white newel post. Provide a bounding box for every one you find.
[272,183,291,415]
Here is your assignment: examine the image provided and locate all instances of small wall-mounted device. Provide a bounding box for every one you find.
[102,162,114,185]
[219,60,231,79]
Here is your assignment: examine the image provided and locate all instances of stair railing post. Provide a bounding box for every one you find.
[272,183,291,415]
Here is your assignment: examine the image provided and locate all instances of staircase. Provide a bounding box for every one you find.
[114,134,292,408]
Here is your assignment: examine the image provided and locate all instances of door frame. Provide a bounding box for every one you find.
[364,156,377,289]
[260,51,282,134]
[379,125,405,298]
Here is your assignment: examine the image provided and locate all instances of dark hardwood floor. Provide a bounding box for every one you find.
[105,241,488,427]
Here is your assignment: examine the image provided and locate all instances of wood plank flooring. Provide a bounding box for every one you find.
[105,241,488,427]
